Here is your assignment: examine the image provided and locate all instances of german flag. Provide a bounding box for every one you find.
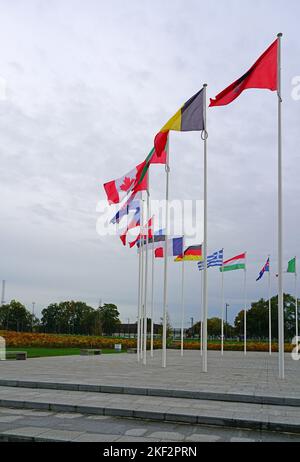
[175,245,203,262]
[154,89,205,157]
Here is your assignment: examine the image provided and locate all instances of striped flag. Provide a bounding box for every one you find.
[175,245,203,262]
[198,249,223,270]
[155,237,183,258]
[154,89,204,157]
[220,253,246,272]
[135,233,166,251]
[256,257,270,281]
[110,191,141,225]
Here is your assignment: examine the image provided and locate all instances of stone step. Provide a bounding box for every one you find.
[0,406,298,442]
[0,386,299,434]
[0,378,298,407]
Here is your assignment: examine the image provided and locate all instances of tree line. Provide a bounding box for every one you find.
[189,294,299,340]
[0,294,298,339]
[0,300,121,335]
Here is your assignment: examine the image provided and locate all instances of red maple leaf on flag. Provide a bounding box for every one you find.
[120,176,135,192]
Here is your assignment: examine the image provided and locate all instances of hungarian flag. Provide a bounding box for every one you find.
[174,245,203,262]
[104,162,148,205]
[154,89,205,157]
[155,237,183,258]
[220,253,246,272]
[210,39,278,107]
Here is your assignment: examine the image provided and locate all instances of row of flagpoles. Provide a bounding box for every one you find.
[103,33,287,379]
[137,237,297,363]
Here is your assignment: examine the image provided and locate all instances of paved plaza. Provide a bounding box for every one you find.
[1,350,299,397]
[0,350,299,441]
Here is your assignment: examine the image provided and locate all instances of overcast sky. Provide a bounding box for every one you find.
[0,0,300,326]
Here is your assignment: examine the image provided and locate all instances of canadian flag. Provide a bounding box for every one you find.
[103,161,148,205]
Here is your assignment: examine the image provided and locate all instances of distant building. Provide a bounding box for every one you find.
[114,322,161,336]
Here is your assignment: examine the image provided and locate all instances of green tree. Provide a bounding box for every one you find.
[99,303,120,335]
[0,300,34,332]
[41,301,97,335]
[190,318,234,338]
[234,294,299,340]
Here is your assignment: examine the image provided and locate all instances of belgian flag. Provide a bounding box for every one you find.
[154,88,205,157]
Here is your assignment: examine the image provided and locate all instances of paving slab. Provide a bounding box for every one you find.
[186,433,221,442]
[2,426,50,437]
[72,433,120,442]
[148,431,186,441]
[35,429,85,441]
[0,415,24,423]
[124,428,148,437]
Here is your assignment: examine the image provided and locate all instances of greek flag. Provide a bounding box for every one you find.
[198,249,224,271]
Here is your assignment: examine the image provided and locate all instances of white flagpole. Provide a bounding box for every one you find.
[140,196,145,361]
[277,32,284,380]
[180,208,185,357]
[268,256,272,356]
[295,257,298,341]
[150,216,155,358]
[200,268,203,356]
[221,268,224,356]
[180,252,185,357]
[162,140,170,368]
[202,83,208,373]
[137,232,142,362]
[244,252,247,356]
[143,191,150,365]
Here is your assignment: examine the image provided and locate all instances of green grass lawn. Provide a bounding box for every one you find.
[6,347,126,358]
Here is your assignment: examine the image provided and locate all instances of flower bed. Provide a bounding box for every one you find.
[171,340,293,353]
[0,331,293,353]
[0,331,161,350]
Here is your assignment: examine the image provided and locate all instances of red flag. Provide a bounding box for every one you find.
[210,39,278,107]
[155,248,164,258]
[150,146,167,164]
[154,131,169,159]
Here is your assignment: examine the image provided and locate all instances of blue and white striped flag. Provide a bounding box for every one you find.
[110,192,141,225]
[198,249,224,271]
